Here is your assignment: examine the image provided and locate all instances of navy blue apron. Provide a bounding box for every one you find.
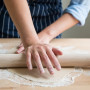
[0,0,62,38]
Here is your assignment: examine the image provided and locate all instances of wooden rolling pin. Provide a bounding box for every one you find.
[0,38,90,68]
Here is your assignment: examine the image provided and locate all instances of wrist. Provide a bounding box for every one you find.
[38,31,51,44]
[22,38,41,48]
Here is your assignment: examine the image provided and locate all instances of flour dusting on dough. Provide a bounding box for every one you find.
[0,68,83,87]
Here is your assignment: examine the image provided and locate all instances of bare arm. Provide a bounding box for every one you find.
[4,0,62,74]
[4,0,40,48]
[4,0,79,45]
[38,13,79,43]
[17,13,79,53]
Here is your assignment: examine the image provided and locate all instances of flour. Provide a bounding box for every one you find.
[0,68,83,87]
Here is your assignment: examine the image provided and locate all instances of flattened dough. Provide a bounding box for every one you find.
[8,68,74,83]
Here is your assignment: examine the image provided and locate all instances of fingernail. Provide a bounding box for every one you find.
[28,64,33,69]
[41,71,45,74]
[28,66,33,70]
[40,69,45,74]
[50,69,54,74]
[39,68,45,74]
[51,71,54,75]
[57,66,61,71]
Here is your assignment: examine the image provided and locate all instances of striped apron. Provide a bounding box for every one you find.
[0,0,62,38]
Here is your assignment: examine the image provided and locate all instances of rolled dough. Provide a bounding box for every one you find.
[0,68,83,87]
[8,68,79,84]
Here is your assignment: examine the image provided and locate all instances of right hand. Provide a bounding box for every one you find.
[24,43,63,75]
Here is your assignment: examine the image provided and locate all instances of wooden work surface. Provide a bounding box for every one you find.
[0,38,90,90]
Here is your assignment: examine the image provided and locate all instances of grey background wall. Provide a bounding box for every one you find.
[62,0,90,38]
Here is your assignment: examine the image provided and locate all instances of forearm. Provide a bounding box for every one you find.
[4,0,40,48]
[38,13,79,42]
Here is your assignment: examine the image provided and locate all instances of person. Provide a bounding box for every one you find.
[0,0,90,75]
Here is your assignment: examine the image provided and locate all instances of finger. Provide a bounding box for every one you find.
[39,47,54,75]
[26,48,32,70]
[33,49,45,74]
[16,46,24,54]
[46,47,61,71]
[52,48,63,56]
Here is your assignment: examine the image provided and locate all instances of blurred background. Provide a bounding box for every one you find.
[62,0,90,38]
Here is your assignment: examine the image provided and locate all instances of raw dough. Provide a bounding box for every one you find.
[0,68,83,87]
[8,68,74,83]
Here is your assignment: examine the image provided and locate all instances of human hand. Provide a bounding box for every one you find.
[24,43,63,75]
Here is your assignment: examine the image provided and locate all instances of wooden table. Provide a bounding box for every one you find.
[0,38,90,90]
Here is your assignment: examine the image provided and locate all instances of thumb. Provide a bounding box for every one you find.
[16,46,24,54]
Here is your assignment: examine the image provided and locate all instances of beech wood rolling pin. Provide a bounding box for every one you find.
[0,39,90,68]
